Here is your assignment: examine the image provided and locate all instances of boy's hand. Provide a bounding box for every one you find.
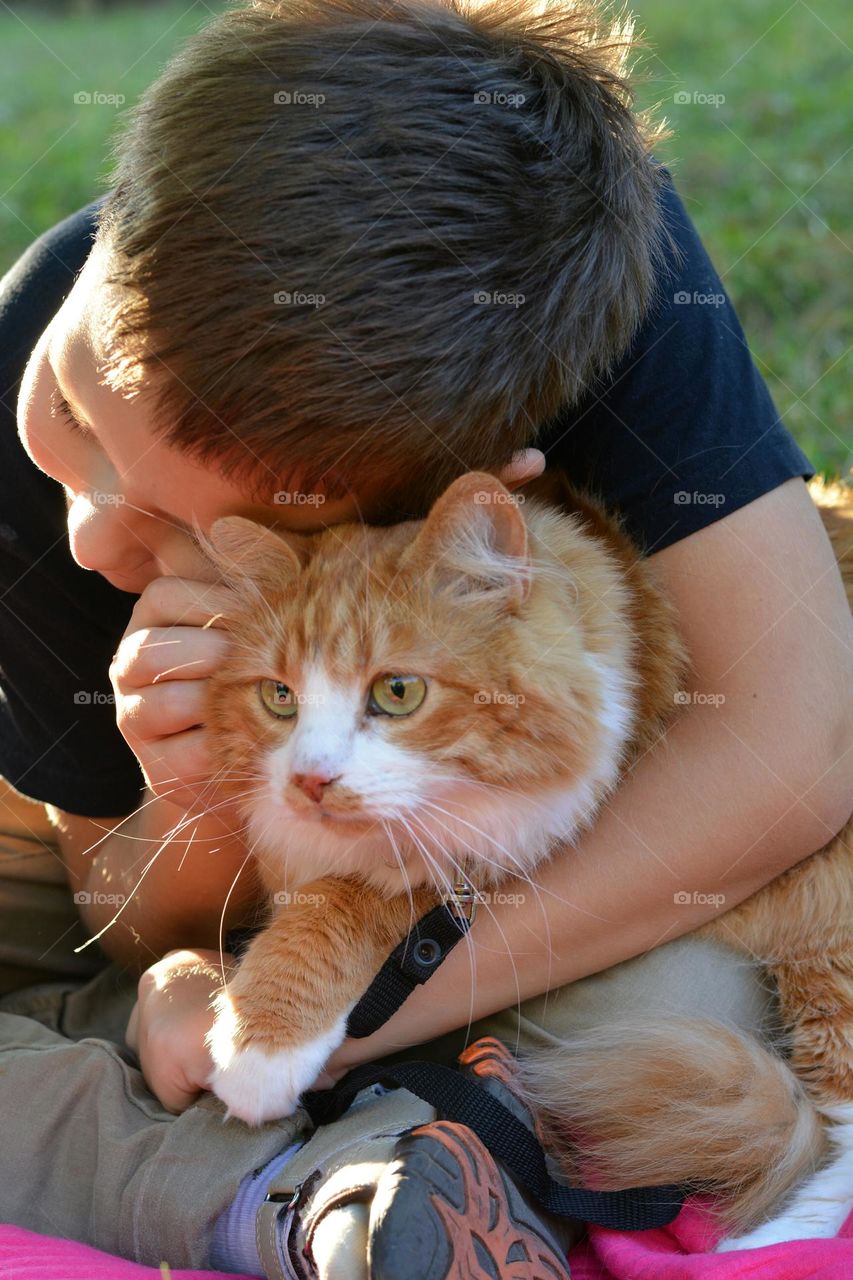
[497,448,545,490]
[110,577,236,810]
[125,948,235,1114]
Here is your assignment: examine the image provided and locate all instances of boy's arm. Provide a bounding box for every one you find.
[327,476,853,1070]
[49,792,265,972]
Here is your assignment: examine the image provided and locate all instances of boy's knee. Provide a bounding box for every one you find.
[495,935,780,1052]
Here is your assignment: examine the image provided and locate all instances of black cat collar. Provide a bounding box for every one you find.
[345,876,478,1039]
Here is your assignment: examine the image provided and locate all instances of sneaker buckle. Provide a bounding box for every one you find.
[264,1180,305,1210]
[264,1179,314,1280]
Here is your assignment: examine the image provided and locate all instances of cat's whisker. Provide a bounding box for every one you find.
[161,786,267,827]
[380,819,420,931]
[415,800,556,960]
[417,798,546,885]
[404,815,516,1044]
[396,816,477,922]
[406,812,531,1030]
[417,795,554,882]
[169,754,267,805]
[406,808,532,928]
[395,817,456,903]
[73,830,185,952]
[180,785,267,824]
[72,779,198,862]
[154,784,265,840]
[194,523,284,637]
[103,782,265,919]
[216,814,278,985]
[415,810,553,980]
[395,815,483,1012]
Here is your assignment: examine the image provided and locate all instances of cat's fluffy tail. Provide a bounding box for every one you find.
[515,1017,828,1233]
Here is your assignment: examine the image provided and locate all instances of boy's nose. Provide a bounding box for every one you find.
[292,772,339,803]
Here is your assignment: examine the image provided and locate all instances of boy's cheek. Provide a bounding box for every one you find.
[150,531,221,582]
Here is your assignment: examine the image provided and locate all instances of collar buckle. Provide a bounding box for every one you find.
[445,875,478,926]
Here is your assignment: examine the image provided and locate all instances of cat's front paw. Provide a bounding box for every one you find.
[206,990,347,1125]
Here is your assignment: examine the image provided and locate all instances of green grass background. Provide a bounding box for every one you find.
[1,0,849,475]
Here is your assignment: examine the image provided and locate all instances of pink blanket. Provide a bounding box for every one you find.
[2,1201,852,1279]
[571,1200,853,1280]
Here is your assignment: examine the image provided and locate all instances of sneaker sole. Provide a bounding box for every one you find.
[369,1118,571,1279]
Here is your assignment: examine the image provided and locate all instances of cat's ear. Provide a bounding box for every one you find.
[405,472,530,608]
[206,516,303,592]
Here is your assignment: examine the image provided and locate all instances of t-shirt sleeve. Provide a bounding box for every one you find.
[0,203,144,817]
[538,170,816,555]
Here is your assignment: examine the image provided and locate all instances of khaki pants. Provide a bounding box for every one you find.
[0,785,779,1270]
[0,781,106,996]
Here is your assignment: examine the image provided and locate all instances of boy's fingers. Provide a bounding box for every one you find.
[128,577,237,633]
[310,1064,348,1090]
[158,1076,205,1116]
[496,447,545,490]
[141,1057,206,1115]
[141,732,250,823]
[112,626,232,691]
[132,728,214,804]
[118,680,210,741]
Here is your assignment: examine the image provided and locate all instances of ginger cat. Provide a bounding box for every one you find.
[202,471,852,1250]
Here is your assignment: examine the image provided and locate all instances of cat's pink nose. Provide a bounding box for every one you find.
[292,772,338,804]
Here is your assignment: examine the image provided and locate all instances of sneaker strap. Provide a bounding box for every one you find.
[256,1084,436,1280]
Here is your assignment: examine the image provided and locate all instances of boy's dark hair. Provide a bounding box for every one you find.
[95,0,666,507]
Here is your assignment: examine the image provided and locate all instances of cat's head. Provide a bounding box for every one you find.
[204,473,635,894]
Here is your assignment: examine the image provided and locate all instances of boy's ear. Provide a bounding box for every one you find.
[404,472,530,608]
[206,517,303,592]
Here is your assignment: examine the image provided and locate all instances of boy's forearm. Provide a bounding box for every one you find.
[81,799,264,972]
[332,697,848,1066]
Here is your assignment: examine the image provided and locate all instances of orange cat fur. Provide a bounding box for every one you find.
[202,472,852,1249]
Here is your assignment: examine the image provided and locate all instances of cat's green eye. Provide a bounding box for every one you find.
[369,675,426,717]
[259,679,298,718]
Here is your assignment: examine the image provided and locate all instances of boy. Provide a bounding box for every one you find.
[0,0,850,1276]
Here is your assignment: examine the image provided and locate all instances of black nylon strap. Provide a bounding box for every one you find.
[301,1060,687,1231]
[346,902,472,1039]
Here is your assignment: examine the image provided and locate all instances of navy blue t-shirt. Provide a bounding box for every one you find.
[536,178,815,554]
[0,176,814,817]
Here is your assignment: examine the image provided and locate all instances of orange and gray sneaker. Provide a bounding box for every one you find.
[254,1037,577,1280]
[369,1038,577,1279]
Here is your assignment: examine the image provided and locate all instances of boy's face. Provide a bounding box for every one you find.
[16,243,373,595]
